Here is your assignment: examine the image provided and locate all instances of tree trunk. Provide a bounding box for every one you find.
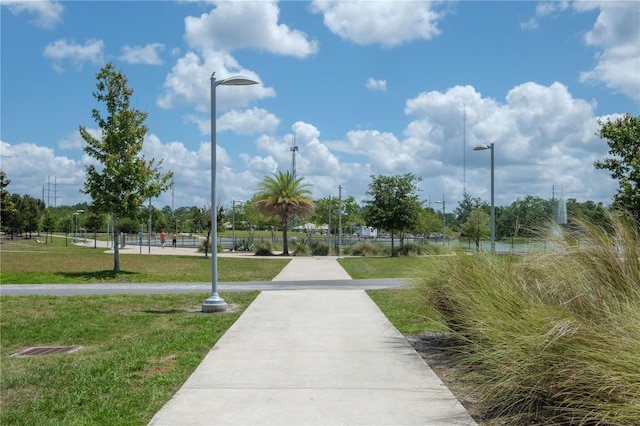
[113,214,120,273]
[204,228,210,258]
[391,231,396,257]
[281,221,289,255]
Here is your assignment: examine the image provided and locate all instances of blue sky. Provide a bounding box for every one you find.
[1,1,639,214]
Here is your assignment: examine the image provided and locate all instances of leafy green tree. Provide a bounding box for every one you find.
[311,195,362,234]
[140,205,168,233]
[363,173,422,256]
[455,193,488,225]
[80,63,173,272]
[42,208,58,243]
[462,208,491,250]
[0,170,16,231]
[19,195,45,238]
[498,196,552,240]
[594,114,640,220]
[85,210,106,248]
[254,171,315,255]
[190,206,207,233]
[59,215,73,245]
[566,198,609,229]
[241,199,262,238]
[414,207,443,239]
[118,217,140,234]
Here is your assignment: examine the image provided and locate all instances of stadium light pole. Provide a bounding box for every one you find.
[203,73,259,313]
[473,143,495,252]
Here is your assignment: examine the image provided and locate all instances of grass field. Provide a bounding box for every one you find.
[339,255,450,279]
[0,292,258,425]
[0,238,432,425]
[0,238,289,284]
[7,226,635,425]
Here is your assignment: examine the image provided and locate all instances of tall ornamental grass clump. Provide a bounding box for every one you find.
[416,213,640,425]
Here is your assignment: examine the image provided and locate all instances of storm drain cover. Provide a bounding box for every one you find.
[12,346,83,357]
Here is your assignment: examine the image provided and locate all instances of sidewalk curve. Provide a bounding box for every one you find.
[148,290,476,425]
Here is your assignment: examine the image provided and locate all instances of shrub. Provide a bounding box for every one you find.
[197,238,222,254]
[236,238,254,252]
[290,239,311,256]
[254,241,274,256]
[345,241,385,256]
[310,241,329,256]
[393,242,432,256]
[414,212,640,424]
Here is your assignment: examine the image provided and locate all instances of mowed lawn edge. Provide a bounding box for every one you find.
[0,292,259,425]
[0,244,290,284]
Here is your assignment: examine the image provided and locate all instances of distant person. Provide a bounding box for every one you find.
[160,230,166,248]
[172,233,177,248]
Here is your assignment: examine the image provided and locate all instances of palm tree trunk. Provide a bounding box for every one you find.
[282,221,289,255]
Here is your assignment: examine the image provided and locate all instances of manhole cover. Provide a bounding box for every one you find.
[12,345,83,357]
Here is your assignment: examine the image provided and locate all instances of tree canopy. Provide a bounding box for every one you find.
[461,208,491,250]
[254,171,315,255]
[80,63,173,271]
[363,173,422,255]
[594,113,640,220]
[0,170,16,231]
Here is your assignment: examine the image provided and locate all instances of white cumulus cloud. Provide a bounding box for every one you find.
[184,0,318,58]
[43,39,105,72]
[2,0,63,29]
[120,43,165,65]
[157,50,275,112]
[576,1,640,100]
[311,0,441,47]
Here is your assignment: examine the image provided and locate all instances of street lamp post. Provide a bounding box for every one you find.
[338,185,343,259]
[73,209,84,243]
[434,196,446,246]
[203,73,259,313]
[473,143,495,252]
[148,198,152,254]
[232,200,242,252]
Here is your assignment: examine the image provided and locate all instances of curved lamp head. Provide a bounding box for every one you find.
[473,144,490,151]
[213,74,260,87]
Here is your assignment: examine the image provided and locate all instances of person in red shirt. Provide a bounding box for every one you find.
[160,230,167,248]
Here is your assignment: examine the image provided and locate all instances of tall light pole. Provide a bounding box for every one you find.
[474,143,495,252]
[434,196,446,246]
[327,196,332,246]
[203,73,259,313]
[338,185,343,259]
[73,209,84,243]
[232,200,242,252]
[148,198,152,254]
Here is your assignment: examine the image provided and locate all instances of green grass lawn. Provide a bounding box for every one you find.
[339,255,446,279]
[0,292,259,425]
[1,238,289,284]
[0,238,451,424]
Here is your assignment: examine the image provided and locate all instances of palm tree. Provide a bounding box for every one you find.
[254,171,315,255]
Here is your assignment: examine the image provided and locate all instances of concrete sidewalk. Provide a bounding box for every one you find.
[272,256,352,281]
[148,289,477,425]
